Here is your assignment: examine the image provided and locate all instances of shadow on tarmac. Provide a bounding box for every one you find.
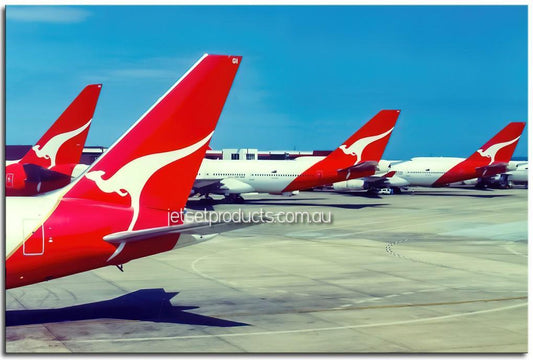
[328,188,514,199]
[187,194,388,210]
[238,201,386,210]
[6,288,248,327]
[407,192,511,199]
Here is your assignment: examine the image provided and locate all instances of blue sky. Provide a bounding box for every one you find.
[6,5,528,158]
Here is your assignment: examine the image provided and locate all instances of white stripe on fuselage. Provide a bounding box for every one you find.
[6,191,62,257]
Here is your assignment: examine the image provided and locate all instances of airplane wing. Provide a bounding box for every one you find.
[193,179,223,189]
[365,171,396,182]
[359,171,396,187]
[192,178,255,195]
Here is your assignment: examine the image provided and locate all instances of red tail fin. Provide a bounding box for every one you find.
[20,84,102,171]
[433,122,526,186]
[282,110,400,192]
[65,54,242,231]
[322,110,400,168]
[466,122,526,165]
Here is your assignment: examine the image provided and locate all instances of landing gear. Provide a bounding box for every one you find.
[225,194,245,203]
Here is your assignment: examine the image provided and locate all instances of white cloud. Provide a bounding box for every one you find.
[7,6,91,24]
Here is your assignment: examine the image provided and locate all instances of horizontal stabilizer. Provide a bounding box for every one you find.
[103,218,258,244]
[337,161,378,174]
[23,163,73,183]
[475,161,508,171]
[476,162,509,177]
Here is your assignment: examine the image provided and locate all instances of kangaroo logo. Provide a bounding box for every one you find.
[85,131,213,233]
[339,128,394,163]
[32,120,92,169]
[476,136,520,165]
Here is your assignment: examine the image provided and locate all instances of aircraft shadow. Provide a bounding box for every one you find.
[6,288,248,327]
[186,199,215,211]
[187,196,331,209]
[326,191,385,199]
[231,200,386,210]
[409,192,511,199]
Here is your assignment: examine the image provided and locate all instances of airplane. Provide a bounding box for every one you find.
[193,110,401,202]
[333,122,525,193]
[6,54,242,289]
[460,160,529,189]
[504,161,528,187]
[5,84,102,196]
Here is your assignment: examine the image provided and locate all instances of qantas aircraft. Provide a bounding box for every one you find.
[5,84,102,196]
[503,162,528,187]
[6,54,241,289]
[460,160,529,188]
[193,110,401,202]
[334,122,525,192]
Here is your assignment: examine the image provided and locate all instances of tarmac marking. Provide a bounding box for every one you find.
[313,209,508,236]
[501,243,528,258]
[66,300,526,344]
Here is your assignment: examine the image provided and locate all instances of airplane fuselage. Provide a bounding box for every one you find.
[390,157,464,187]
[389,156,503,187]
[195,157,374,195]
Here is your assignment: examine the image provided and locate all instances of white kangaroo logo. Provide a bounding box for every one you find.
[338,127,394,163]
[32,119,92,168]
[476,136,520,165]
[85,131,213,233]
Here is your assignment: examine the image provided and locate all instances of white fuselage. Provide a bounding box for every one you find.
[507,163,528,183]
[389,157,465,187]
[196,157,324,194]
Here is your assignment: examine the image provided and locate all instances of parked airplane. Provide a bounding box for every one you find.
[464,160,529,188]
[334,122,525,193]
[6,54,242,289]
[193,110,401,202]
[505,162,528,187]
[5,84,102,196]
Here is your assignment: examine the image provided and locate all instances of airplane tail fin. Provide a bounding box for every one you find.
[65,54,242,231]
[20,84,102,172]
[322,110,400,170]
[465,122,526,165]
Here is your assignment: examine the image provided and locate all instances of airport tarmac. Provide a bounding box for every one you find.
[5,187,528,353]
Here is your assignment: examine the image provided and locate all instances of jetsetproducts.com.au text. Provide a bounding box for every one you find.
[169,209,333,226]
